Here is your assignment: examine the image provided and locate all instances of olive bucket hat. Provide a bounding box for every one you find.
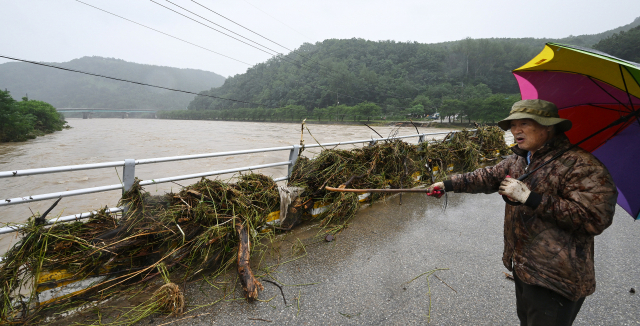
[497,99,572,132]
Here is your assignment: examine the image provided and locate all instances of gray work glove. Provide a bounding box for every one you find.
[426,182,445,198]
[498,177,531,204]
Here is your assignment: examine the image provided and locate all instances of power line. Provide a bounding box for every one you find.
[74,0,370,107]
[0,55,267,107]
[234,1,414,101]
[77,0,410,111]
[74,0,251,66]
[156,0,331,77]
[191,0,293,53]
[150,0,277,57]
[187,1,353,85]
[242,0,313,41]
[189,1,412,102]
[165,0,283,56]
[151,1,374,104]
[157,2,396,106]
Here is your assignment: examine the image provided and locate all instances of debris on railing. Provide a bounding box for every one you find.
[0,126,508,324]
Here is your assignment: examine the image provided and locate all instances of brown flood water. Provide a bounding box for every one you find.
[0,118,456,253]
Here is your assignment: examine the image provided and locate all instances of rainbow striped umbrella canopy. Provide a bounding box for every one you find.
[513,43,640,220]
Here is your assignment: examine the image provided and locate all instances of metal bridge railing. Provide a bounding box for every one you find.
[0,130,457,235]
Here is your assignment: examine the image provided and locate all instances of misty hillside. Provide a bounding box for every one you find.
[0,56,225,110]
[189,17,640,112]
[433,16,640,49]
[593,23,640,62]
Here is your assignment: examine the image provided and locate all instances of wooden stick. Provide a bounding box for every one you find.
[248,317,272,322]
[236,223,264,301]
[262,279,287,305]
[325,186,426,193]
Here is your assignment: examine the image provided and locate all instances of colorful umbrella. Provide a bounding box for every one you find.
[513,43,640,220]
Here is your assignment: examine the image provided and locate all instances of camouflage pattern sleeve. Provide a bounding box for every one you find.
[450,155,516,194]
[532,152,617,235]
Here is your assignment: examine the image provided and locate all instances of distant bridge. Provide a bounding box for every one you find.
[56,108,157,119]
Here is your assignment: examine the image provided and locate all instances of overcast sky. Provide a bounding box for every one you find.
[2,0,640,77]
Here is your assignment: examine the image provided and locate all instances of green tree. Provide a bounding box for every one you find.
[0,90,66,142]
[411,95,434,114]
[405,104,425,118]
[440,98,465,123]
[0,90,35,141]
[354,102,381,120]
[476,94,520,123]
[18,98,65,132]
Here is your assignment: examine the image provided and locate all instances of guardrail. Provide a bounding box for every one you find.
[0,130,456,235]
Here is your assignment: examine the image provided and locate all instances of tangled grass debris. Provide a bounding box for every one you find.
[0,126,508,324]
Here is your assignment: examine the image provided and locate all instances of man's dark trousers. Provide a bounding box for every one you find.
[514,272,585,326]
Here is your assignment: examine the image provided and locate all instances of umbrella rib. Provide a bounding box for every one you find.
[619,65,636,111]
[618,64,640,128]
[568,104,636,151]
[589,119,631,152]
[588,76,632,112]
[610,119,632,139]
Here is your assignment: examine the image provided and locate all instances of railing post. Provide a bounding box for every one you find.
[369,139,378,147]
[123,159,136,194]
[288,145,301,178]
[418,134,425,150]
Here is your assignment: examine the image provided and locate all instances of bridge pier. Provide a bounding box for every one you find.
[82,112,89,119]
[121,112,129,119]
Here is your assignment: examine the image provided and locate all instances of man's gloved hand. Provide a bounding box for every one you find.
[498,177,531,204]
[426,182,445,198]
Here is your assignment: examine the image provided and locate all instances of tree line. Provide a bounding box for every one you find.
[0,90,67,142]
[160,82,520,123]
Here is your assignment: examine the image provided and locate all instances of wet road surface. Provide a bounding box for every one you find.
[171,191,639,326]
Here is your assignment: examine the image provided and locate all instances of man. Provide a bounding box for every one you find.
[427,99,617,326]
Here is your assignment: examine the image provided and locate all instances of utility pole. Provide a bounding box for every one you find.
[336,93,339,121]
[466,55,469,77]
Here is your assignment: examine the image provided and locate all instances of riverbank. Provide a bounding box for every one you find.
[64,113,496,130]
[154,117,491,130]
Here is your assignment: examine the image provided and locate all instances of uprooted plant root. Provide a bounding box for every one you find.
[153,283,185,316]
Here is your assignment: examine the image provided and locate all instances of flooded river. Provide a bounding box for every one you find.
[0,118,457,253]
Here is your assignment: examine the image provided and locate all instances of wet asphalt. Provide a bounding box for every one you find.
[173,191,639,326]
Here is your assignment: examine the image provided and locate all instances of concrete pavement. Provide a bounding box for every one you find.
[173,191,639,326]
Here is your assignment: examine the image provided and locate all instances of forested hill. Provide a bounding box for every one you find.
[189,16,640,113]
[0,56,225,110]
